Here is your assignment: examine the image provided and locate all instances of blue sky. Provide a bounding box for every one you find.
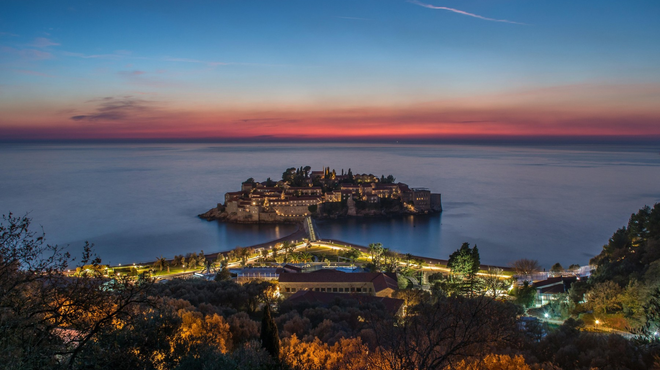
[1,0,659,140]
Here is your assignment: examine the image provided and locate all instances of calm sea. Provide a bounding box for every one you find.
[1,143,658,268]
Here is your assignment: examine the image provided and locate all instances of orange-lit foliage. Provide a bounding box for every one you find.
[281,334,370,370]
[450,354,532,370]
[176,310,231,353]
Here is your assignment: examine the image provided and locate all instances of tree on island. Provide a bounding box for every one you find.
[380,174,396,184]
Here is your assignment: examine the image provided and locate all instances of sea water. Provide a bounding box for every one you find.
[0,142,658,267]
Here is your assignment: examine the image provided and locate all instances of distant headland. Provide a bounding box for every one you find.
[199,166,442,223]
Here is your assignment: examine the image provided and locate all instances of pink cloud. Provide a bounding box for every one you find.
[30,37,60,48]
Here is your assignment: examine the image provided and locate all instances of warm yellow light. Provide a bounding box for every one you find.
[595,319,600,325]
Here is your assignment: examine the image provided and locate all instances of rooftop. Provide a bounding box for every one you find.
[279,272,398,293]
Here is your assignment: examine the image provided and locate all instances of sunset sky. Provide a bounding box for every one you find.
[1,0,659,141]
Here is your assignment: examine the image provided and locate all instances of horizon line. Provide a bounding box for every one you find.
[1,134,660,146]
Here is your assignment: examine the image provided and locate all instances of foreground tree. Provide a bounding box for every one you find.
[368,295,520,370]
[261,305,280,361]
[0,213,152,369]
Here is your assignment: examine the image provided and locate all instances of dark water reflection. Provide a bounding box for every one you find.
[0,143,658,267]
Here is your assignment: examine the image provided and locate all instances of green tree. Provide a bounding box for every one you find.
[448,243,480,278]
[550,263,564,275]
[153,256,169,272]
[215,266,232,282]
[186,252,198,270]
[368,242,384,269]
[343,247,361,264]
[513,281,537,310]
[282,241,296,263]
[447,243,481,296]
[587,280,624,315]
[235,247,251,267]
[261,305,280,361]
[567,263,581,271]
[0,214,152,369]
[298,252,312,263]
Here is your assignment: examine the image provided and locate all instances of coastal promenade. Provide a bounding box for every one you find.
[140,216,511,275]
[204,223,308,262]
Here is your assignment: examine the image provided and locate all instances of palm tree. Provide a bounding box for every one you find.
[368,242,384,268]
[289,252,300,263]
[283,241,296,257]
[261,249,269,263]
[299,252,312,263]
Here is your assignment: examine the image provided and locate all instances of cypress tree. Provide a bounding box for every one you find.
[260,304,280,360]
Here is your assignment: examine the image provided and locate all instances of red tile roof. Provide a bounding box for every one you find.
[286,290,404,315]
[540,285,566,294]
[279,272,398,293]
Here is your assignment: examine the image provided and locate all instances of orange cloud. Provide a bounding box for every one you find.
[1,83,659,141]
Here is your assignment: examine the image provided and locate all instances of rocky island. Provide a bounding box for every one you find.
[200,166,442,223]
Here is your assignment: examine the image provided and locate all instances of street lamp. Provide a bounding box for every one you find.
[544,313,549,319]
[595,319,600,325]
